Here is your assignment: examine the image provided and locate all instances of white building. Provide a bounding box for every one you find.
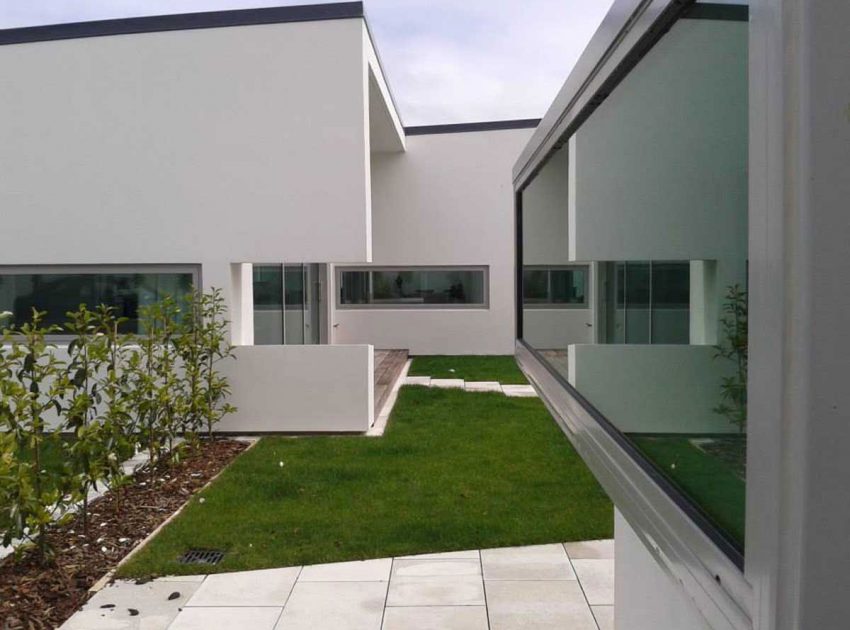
[0,3,539,434]
[3,1,849,629]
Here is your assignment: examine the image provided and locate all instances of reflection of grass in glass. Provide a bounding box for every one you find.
[629,435,746,548]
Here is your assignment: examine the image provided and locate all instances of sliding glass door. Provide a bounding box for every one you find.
[253,263,323,345]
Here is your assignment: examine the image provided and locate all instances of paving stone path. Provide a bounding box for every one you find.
[62,540,614,630]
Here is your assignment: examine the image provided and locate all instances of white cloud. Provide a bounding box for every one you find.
[0,0,614,125]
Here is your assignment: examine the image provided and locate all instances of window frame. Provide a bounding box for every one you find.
[336,266,489,310]
[0,263,202,339]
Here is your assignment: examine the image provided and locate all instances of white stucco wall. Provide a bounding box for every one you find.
[615,510,711,630]
[568,344,738,434]
[0,19,376,324]
[332,127,534,355]
[522,309,593,350]
[217,344,374,433]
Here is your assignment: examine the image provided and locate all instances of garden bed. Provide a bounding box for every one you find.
[0,439,247,630]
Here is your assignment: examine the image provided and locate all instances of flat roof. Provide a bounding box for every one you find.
[405,119,541,136]
[0,2,364,46]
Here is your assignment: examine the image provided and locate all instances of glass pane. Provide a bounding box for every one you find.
[519,13,748,553]
[340,271,369,305]
[340,269,486,306]
[303,264,321,345]
[0,271,194,334]
[651,262,690,344]
[550,269,586,305]
[253,265,283,345]
[283,264,304,345]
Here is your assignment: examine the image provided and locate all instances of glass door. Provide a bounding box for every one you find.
[253,263,323,345]
[303,263,321,345]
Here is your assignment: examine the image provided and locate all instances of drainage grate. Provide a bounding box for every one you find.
[178,549,225,565]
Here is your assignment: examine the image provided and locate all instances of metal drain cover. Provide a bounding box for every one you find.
[178,549,225,565]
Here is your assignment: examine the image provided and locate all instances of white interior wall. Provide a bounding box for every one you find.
[332,128,534,355]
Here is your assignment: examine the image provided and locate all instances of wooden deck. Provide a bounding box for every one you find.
[374,349,409,416]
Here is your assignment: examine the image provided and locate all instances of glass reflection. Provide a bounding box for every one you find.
[520,12,748,551]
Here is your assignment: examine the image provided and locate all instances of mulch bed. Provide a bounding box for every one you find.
[0,439,248,630]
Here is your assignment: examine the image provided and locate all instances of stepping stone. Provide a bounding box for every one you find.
[464,381,502,393]
[404,376,432,386]
[430,379,464,389]
[501,384,538,397]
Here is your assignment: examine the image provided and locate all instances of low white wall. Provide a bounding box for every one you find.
[567,344,736,434]
[333,308,513,355]
[218,344,374,433]
[615,510,711,630]
[521,309,593,350]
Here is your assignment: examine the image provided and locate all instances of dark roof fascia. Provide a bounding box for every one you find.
[405,119,541,136]
[0,2,364,46]
[682,3,749,21]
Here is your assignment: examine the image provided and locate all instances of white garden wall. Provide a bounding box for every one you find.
[217,344,374,433]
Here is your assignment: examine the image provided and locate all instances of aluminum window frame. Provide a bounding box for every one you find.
[512,2,752,629]
[336,266,489,310]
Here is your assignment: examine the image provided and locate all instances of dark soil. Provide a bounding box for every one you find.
[0,439,247,630]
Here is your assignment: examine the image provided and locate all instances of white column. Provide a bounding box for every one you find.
[748,1,850,628]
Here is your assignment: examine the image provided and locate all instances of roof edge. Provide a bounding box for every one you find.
[0,2,364,46]
[405,119,541,136]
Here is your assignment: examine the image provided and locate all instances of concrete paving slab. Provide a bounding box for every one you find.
[387,575,486,607]
[60,579,200,630]
[571,559,615,605]
[501,384,538,397]
[185,566,301,607]
[170,607,282,630]
[485,580,597,630]
[430,378,465,389]
[382,606,489,630]
[392,558,481,578]
[298,558,391,582]
[564,539,615,560]
[481,544,575,581]
[275,581,386,630]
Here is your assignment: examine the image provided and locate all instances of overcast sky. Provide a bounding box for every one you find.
[0,0,615,126]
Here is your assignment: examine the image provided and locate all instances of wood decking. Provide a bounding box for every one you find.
[374,349,408,416]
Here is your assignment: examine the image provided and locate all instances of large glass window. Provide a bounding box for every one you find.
[518,10,748,559]
[252,264,321,345]
[338,268,487,308]
[0,267,197,334]
[523,267,587,306]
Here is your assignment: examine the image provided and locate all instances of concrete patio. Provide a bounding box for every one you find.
[62,540,614,629]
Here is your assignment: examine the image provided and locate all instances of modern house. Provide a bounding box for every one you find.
[2,1,848,629]
[0,2,538,433]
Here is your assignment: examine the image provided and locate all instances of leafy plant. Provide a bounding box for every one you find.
[197,289,236,438]
[0,310,69,562]
[714,284,748,432]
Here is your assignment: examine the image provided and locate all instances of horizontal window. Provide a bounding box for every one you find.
[523,266,588,307]
[0,266,198,334]
[338,267,487,308]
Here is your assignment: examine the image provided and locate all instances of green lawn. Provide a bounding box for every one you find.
[629,435,745,547]
[119,386,612,577]
[408,355,528,384]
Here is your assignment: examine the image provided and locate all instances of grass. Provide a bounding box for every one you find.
[408,355,528,384]
[119,386,613,577]
[629,435,745,547]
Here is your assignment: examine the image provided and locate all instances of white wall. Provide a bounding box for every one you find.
[522,148,571,266]
[615,510,712,630]
[0,19,374,268]
[522,309,593,350]
[568,344,738,434]
[217,344,374,433]
[332,127,534,355]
